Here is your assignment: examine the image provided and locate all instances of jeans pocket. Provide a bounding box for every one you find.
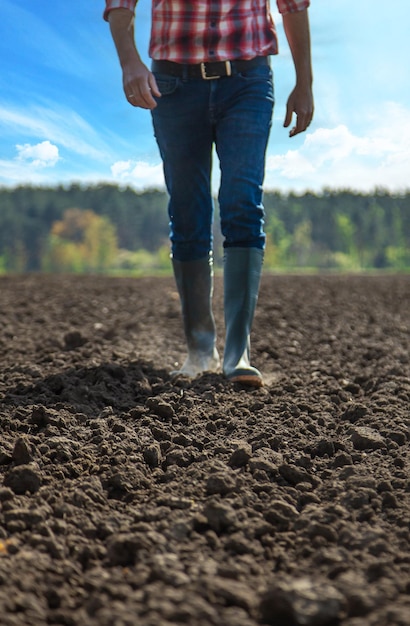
[153,73,179,96]
[238,65,272,82]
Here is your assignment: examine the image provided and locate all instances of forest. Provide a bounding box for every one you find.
[0,184,409,274]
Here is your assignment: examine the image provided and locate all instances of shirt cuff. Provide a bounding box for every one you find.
[103,0,137,22]
[277,0,310,15]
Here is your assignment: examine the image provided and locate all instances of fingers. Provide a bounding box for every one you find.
[288,112,313,137]
[126,85,157,109]
[148,73,161,99]
[124,71,161,110]
[283,106,293,131]
[284,86,314,137]
[284,107,313,137]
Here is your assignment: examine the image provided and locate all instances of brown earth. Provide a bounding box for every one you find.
[0,273,409,626]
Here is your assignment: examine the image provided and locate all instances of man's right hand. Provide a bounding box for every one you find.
[123,61,161,110]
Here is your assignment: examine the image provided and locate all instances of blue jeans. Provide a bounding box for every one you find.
[151,64,274,262]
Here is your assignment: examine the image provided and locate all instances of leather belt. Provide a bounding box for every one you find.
[151,56,269,80]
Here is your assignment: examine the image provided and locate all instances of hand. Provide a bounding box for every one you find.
[123,61,161,110]
[284,83,314,137]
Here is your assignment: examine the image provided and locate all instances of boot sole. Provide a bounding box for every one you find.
[228,373,264,388]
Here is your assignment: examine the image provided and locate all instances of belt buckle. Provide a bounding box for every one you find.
[200,60,232,80]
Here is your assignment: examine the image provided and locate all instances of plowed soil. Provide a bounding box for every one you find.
[0,273,409,626]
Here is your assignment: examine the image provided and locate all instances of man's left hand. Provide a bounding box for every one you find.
[284,84,314,137]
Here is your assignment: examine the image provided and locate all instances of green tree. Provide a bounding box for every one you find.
[290,219,313,267]
[1,185,410,273]
[43,208,118,273]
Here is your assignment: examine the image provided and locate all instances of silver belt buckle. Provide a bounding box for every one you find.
[200,60,232,80]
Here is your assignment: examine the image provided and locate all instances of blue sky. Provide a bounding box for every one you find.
[1,0,409,193]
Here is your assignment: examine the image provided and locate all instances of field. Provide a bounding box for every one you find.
[0,273,409,626]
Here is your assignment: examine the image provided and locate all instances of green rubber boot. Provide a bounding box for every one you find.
[223,247,264,387]
[172,255,220,377]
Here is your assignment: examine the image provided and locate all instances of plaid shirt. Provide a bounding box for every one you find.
[104,0,310,63]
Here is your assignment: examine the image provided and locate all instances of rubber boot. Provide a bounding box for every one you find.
[223,247,264,387]
[172,255,220,377]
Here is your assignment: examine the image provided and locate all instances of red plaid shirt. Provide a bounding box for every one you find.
[104,0,310,63]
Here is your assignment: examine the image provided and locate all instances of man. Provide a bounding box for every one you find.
[104,0,313,387]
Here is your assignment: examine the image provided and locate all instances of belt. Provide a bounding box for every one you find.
[151,56,269,80]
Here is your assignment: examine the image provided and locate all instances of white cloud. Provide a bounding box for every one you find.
[0,140,61,184]
[265,102,410,191]
[0,102,111,161]
[266,150,315,180]
[111,159,164,188]
[16,140,59,168]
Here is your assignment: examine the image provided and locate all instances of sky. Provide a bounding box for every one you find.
[1,0,410,194]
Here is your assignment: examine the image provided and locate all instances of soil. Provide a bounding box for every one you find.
[0,273,409,626]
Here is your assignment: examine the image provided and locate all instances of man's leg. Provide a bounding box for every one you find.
[222,246,264,384]
[172,254,220,376]
[215,64,274,386]
[151,76,220,375]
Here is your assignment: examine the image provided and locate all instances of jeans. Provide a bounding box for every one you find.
[151,64,274,262]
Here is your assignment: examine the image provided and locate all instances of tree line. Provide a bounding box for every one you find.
[0,184,409,273]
